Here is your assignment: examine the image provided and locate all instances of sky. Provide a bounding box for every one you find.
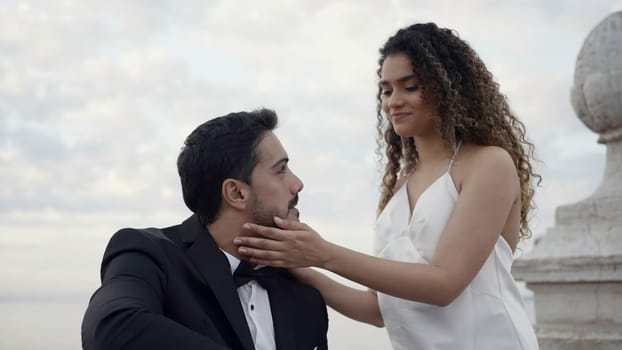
[1,0,621,348]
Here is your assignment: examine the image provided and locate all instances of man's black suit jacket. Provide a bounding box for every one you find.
[81,215,328,350]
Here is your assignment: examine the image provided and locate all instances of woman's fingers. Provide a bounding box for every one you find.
[273,216,309,231]
[241,222,293,240]
[234,236,283,251]
[240,219,313,242]
[238,245,279,259]
[235,220,326,268]
[248,257,288,268]
[236,244,298,268]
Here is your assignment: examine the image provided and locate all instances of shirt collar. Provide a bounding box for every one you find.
[220,249,267,275]
[220,249,240,276]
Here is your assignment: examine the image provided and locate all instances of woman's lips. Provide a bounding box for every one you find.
[391,112,410,122]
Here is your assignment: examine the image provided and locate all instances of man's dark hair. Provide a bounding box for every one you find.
[177,108,278,224]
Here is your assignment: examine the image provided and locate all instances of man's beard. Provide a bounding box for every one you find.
[252,198,281,227]
[252,194,298,227]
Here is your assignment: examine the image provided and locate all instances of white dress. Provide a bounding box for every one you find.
[373,152,539,350]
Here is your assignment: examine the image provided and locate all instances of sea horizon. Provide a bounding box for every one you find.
[0,288,534,349]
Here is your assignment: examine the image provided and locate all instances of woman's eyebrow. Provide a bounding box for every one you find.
[378,74,418,87]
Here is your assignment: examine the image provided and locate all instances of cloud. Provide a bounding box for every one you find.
[1,0,620,305]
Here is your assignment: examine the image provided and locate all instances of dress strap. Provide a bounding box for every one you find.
[447,139,463,172]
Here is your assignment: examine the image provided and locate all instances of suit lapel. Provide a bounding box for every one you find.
[268,275,297,350]
[181,215,255,350]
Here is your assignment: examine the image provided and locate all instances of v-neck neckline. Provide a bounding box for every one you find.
[402,171,449,224]
[402,139,463,224]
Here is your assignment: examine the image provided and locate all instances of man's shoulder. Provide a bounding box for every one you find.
[104,220,187,259]
[110,216,194,244]
[113,226,171,241]
[99,221,191,278]
[109,226,173,248]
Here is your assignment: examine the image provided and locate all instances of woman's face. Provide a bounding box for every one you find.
[379,53,439,138]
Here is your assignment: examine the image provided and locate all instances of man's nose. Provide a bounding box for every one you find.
[292,173,304,193]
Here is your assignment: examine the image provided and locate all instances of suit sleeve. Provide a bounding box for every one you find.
[319,291,329,350]
[81,228,230,350]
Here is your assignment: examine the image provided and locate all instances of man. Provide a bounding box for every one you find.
[81,108,328,350]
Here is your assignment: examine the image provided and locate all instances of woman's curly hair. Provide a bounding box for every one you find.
[375,23,541,240]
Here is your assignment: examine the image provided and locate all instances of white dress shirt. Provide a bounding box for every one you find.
[221,250,276,350]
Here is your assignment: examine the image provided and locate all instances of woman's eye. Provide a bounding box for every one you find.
[406,85,419,92]
[381,90,392,97]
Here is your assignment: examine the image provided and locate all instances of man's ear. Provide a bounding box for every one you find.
[222,179,250,210]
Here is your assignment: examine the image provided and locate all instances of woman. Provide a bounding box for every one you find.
[235,23,540,349]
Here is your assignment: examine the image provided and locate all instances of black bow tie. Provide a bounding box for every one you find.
[233,260,282,290]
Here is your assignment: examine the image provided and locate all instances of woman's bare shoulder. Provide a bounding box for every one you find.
[459,144,514,171]
[453,144,517,191]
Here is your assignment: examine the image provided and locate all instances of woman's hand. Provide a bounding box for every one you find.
[233,217,332,268]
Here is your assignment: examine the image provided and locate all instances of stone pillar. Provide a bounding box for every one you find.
[513,11,622,350]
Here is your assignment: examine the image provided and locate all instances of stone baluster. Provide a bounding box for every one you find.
[513,11,622,350]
